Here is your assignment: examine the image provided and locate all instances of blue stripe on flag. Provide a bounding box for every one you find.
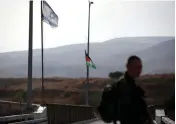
[42,1,58,28]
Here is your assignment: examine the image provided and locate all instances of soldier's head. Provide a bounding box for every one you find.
[126,55,142,78]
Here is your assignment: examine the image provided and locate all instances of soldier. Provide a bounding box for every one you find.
[98,55,153,124]
[115,55,153,124]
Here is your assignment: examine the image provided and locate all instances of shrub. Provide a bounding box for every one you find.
[14,90,26,102]
[108,71,124,79]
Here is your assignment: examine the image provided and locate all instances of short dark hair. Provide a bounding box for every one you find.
[127,55,141,65]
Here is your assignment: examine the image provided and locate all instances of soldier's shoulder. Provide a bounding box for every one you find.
[103,75,126,91]
[104,83,113,91]
[117,75,125,82]
[112,75,129,92]
[116,75,126,86]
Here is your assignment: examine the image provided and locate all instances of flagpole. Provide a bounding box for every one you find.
[27,0,33,108]
[41,0,44,94]
[86,1,93,105]
[40,0,58,104]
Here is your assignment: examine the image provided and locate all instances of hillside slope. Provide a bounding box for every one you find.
[0,36,174,78]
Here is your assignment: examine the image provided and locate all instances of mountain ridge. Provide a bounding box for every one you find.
[0,36,174,78]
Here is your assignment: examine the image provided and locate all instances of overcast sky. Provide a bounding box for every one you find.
[0,0,174,52]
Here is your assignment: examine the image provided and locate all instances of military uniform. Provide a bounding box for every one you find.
[111,72,151,124]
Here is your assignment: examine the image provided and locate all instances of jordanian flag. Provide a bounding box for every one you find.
[85,50,96,69]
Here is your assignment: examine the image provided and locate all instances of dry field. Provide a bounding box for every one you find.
[0,74,174,106]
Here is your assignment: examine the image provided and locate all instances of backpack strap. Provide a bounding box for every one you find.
[110,75,126,121]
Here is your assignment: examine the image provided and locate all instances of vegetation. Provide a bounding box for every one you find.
[63,91,71,98]
[0,74,174,106]
[77,91,102,106]
[108,71,124,79]
[14,90,26,102]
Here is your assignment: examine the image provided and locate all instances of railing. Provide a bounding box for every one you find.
[71,118,99,124]
[0,112,34,124]
[0,100,47,124]
[1,101,174,124]
[162,117,174,124]
[9,118,47,124]
[0,114,33,122]
[150,105,175,124]
[47,103,95,124]
[0,100,38,116]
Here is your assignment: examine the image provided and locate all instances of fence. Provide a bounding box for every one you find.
[151,105,175,124]
[1,101,174,124]
[161,117,175,124]
[47,103,95,124]
[9,118,47,124]
[0,100,47,124]
[0,100,38,116]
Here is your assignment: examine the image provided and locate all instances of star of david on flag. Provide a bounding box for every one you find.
[42,1,58,28]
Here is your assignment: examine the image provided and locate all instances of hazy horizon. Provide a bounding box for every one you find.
[0,0,174,53]
[0,36,175,53]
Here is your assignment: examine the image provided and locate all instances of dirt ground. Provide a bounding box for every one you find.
[0,74,174,106]
[0,74,174,120]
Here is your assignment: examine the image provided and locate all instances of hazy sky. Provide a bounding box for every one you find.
[0,0,175,52]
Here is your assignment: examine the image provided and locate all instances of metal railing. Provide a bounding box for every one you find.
[0,100,47,124]
[47,103,95,124]
[162,117,174,124]
[149,104,175,124]
[0,113,33,123]
[9,118,47,124]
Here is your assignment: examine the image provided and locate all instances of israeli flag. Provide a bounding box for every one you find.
[42,1,58,28]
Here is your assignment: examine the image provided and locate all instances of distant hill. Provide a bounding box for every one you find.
[108,39,175,74]
[0,36,174,78]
